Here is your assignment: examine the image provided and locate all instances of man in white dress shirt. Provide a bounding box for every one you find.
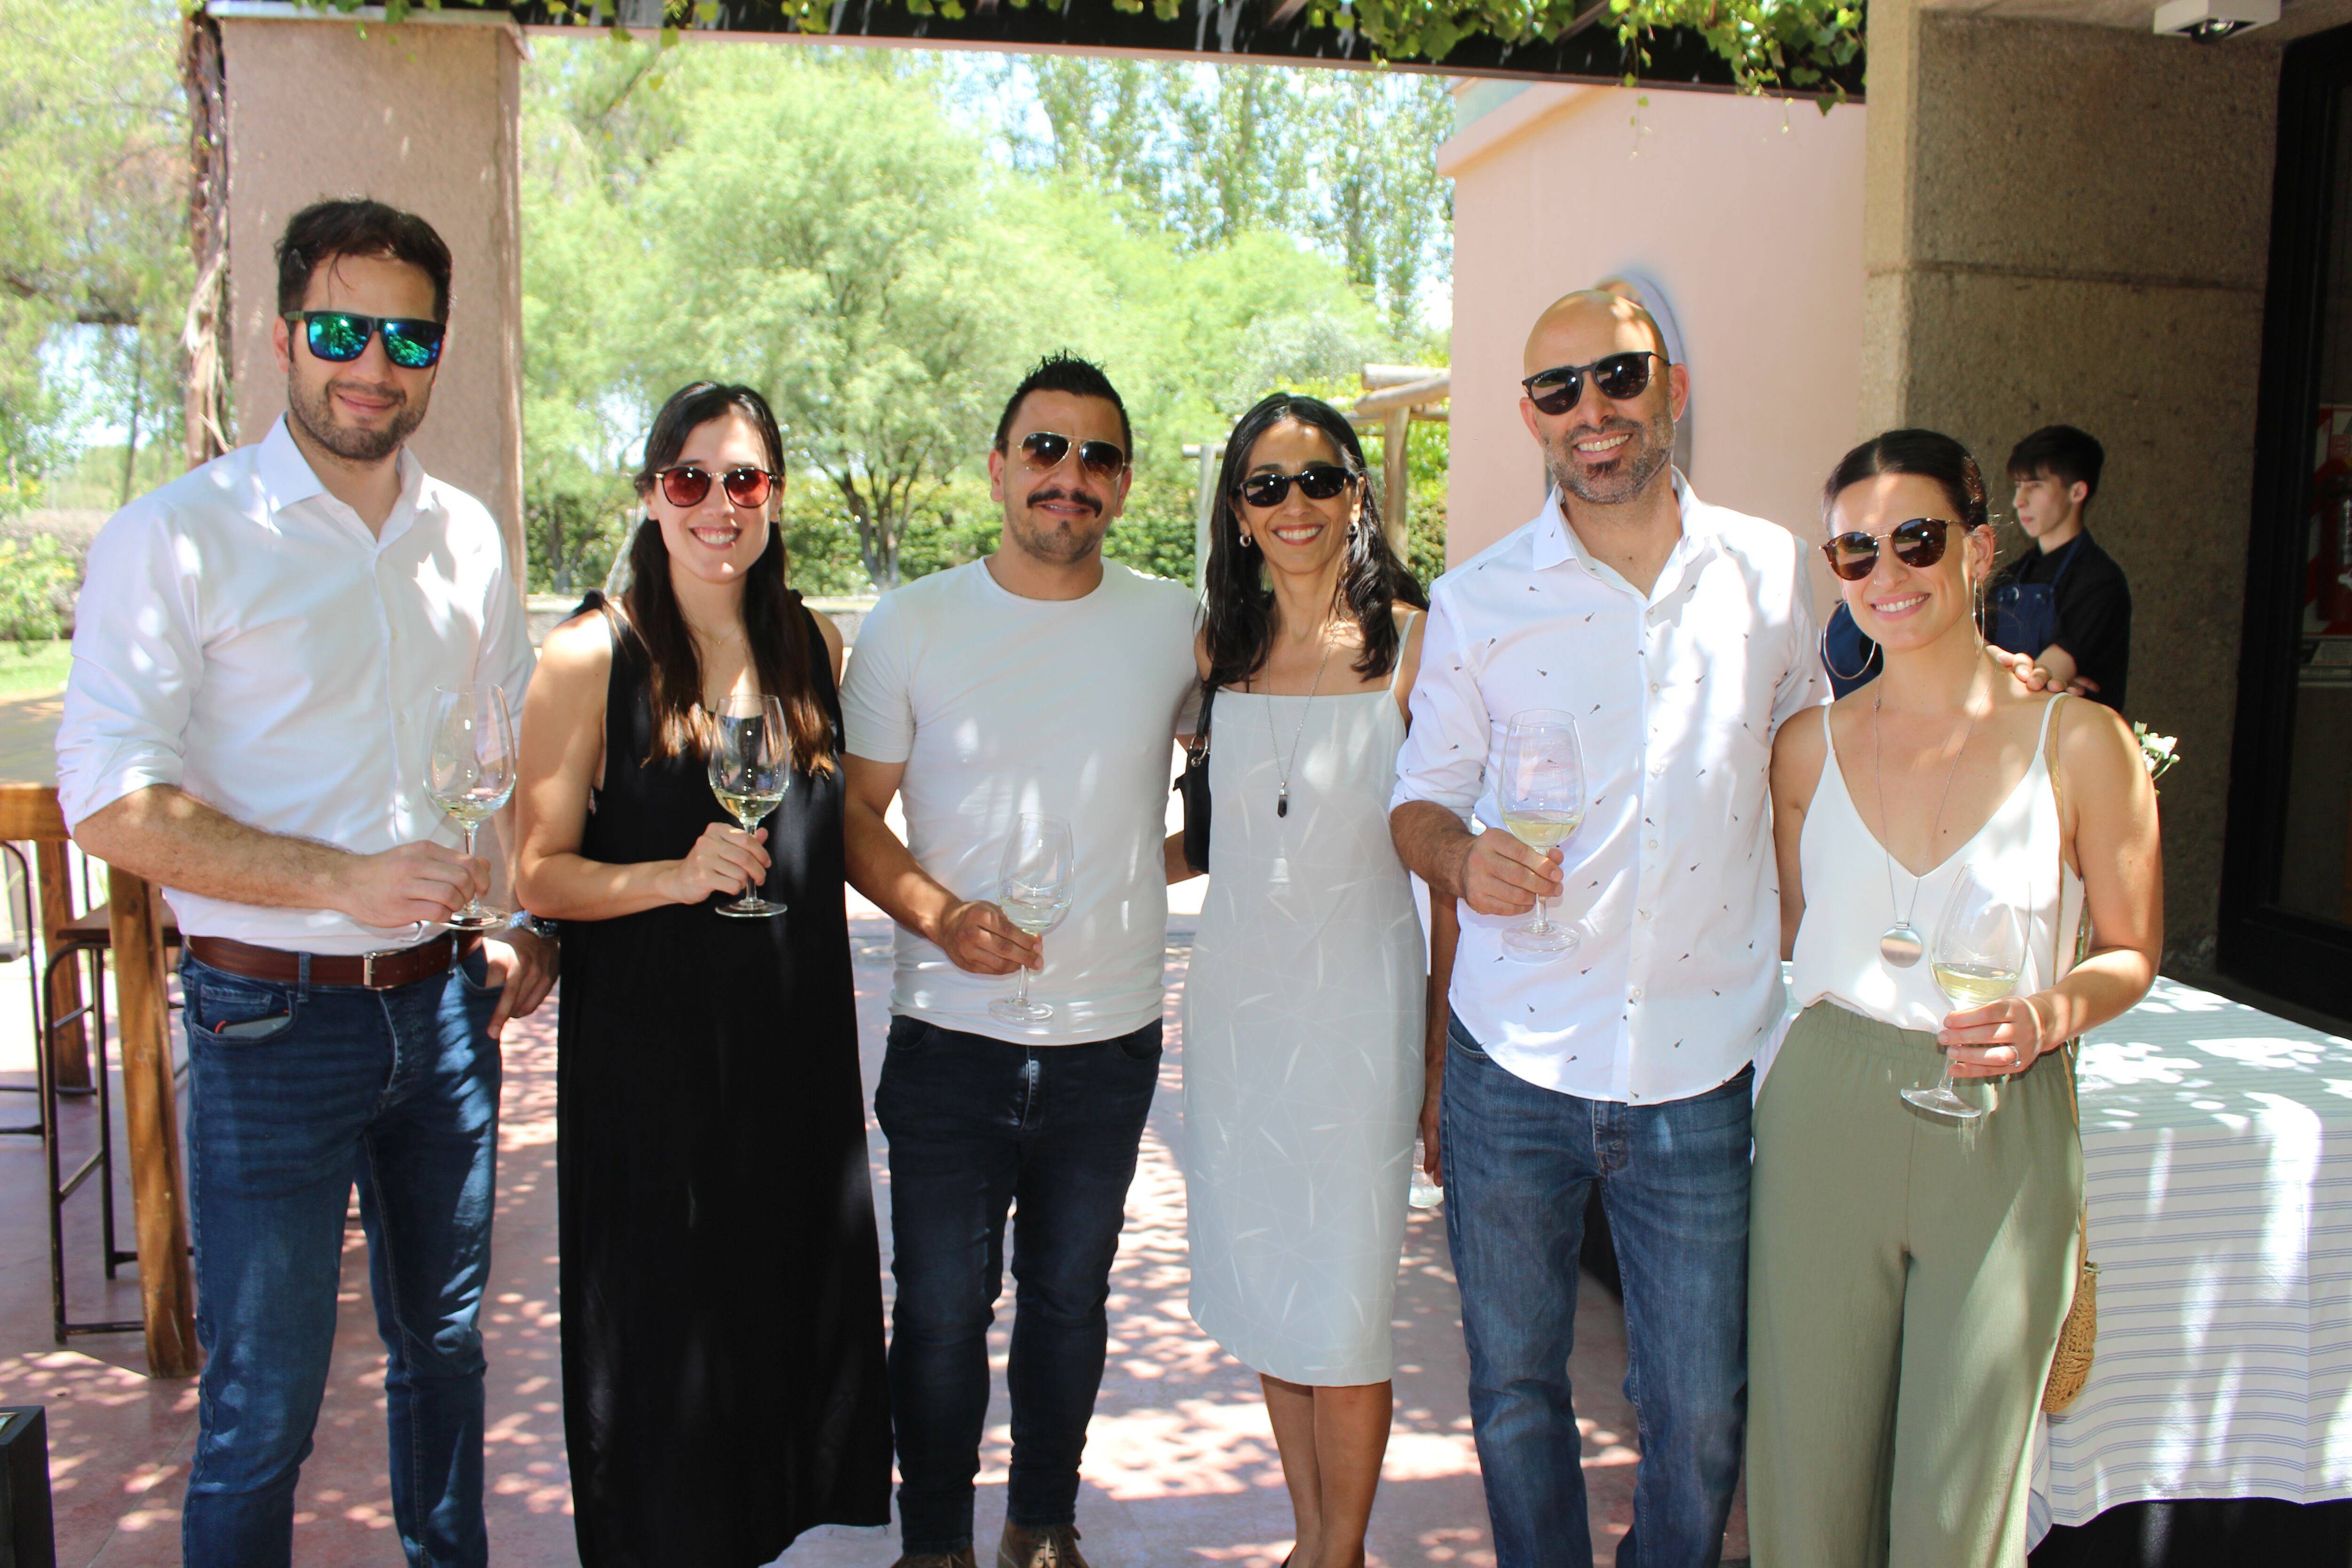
[1391,291,1822,1567]
[56,199,554,1568]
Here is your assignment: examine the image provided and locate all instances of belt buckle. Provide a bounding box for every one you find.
[360,947,401,990]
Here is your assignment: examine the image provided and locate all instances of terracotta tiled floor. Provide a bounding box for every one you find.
[0,916,1744,1565]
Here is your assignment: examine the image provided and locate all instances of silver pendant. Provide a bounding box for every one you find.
[1269,855,1291,885]
[1276,785,1289,819]
[1880,922,1924,968]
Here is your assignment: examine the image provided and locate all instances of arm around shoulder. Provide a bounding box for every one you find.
[1768,706,1829,960]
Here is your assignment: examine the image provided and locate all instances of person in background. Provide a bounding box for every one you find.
[55,198,556,1568]
[1390,289,1822,1568]
[1987,424,2132,711]
[513,381,891,1566]
[840,353,1200,1568]
[1181,392,1429,1568]
[1748,428,2161,1564]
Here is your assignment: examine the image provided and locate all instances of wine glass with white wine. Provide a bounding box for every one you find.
[706,692,791,918]
[426,683,516,931]
[1904,867,2027,1122]
[988,812,1073,1025]
[1498,709,1587,961]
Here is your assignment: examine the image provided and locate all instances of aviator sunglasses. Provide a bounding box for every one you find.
[1238,462,1357,509]
[653,463,780,510]
[286,310,445,370]
[1822,517,1973,581]
[1520,350,1665,416]
[1017,430,1128,480]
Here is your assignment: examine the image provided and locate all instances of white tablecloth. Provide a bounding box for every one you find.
[2026,977,2352,1541]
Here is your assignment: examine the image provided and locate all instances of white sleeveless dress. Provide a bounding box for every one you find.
[1181,656,1425,1387]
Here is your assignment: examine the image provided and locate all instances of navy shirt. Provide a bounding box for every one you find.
[1985,531,2132,712]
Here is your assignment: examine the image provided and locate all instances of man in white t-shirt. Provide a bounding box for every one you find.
[841,354,1198,1568]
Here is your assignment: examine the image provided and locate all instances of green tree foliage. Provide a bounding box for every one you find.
[0,536,81,642]
[0,0,190,509]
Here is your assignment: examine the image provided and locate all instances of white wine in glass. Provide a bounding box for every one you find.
[426,683,516,932]
[707,692,791,918]
[989,813,1073,1025]
[1499,710,1587,962]
[1904,868,2025,1122]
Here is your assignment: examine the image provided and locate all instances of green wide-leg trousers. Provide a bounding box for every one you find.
[1747,1002,2081,1568]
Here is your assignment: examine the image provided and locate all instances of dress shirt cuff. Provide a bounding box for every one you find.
[1387,776,1478,824]
[57,756,183,832]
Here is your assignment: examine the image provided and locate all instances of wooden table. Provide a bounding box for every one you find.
[0,782,197,1376]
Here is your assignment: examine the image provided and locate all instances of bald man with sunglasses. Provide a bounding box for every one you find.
[1390,290,1822,1568]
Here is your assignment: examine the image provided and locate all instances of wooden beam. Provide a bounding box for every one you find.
[34,841,87,1090]
[1382,406,1411,560]
[0,785,68,843]
[108,866,198,1377]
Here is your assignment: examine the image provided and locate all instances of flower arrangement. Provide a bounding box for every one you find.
[2135,723,2179,788]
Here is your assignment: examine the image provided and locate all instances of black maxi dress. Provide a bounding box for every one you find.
[556,598,892,1568]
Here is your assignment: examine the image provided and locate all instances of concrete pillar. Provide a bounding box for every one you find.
[218,4,525,568]
[1859,0,2282,966]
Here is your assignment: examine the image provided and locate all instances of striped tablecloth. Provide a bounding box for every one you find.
[2027,977,2352,1541]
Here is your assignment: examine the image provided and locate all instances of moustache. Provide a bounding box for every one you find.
[1025,486,1103,517]
[325,375,407,409]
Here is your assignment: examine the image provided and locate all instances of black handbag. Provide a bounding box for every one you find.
[1174,681,1216,876]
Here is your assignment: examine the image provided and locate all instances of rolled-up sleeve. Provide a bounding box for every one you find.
[56,509,198,828]
[1390,581,1489,822]
[839,591,914,765]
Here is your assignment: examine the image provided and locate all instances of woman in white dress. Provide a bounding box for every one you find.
[1182,392,1431,1568]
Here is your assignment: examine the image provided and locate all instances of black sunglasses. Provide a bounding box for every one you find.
[1238,463,1357,510]
[1822,517,1972,581]
[1520,350,1664,416]
[655,464,779,510]
[1017,430,1127,480]
[286,310,445,370]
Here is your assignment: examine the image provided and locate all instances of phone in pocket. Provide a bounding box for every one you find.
[214,1013,290,1038]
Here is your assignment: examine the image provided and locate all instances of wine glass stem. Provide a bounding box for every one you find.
[1532,894,1549,934]
[1012,966,1031,1008]
[459,821,481,920]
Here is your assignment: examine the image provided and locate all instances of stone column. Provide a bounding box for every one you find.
[1859,0,2281,966]
[217,3,525,569]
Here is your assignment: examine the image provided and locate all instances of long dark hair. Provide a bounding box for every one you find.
[617,382,834,773]
[1202,392,1425,691]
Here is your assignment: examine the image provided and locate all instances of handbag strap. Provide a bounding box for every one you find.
[1191,679,1217,755]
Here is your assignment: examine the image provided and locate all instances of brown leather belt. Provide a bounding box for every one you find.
[185,931,482,991]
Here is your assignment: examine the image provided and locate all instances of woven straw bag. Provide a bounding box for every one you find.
[2041,694,2099,1416]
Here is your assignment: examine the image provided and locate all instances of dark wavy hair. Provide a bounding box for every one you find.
[617,382,834,773]
[1202,393,1425,691]
[276,198,452,321]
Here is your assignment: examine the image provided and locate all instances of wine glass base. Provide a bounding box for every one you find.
[1900,1085,1985,1121]
[444,911,503,931]
[988,998,1055,1024]
[716,898,787,919]
[1501,926,1579,963]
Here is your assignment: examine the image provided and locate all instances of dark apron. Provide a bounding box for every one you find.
[1986,538,2078,659]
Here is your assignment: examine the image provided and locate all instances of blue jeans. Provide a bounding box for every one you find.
[1441,1013,1750,1568]
[874,1015,1162,1554]
[178,947,502,1568]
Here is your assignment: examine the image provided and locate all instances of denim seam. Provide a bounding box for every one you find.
[357,1126,430,1557]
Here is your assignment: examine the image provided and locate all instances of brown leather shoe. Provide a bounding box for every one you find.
[998,1522,1090,1568]
[891,1550,978,1568]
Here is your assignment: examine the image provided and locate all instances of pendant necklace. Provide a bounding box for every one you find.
[1264,625,1338,820]
[1871,688,1978,969]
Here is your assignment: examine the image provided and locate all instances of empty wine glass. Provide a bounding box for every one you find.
[1904,867,2026,1122]
[1408,1137,1444,1210]
[426,683,516,931]
[1498,709,1587,962]
[707,692,790,918]
[989,813,1073,1025]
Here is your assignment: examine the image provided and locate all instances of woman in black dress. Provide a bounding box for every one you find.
[515,382,891,1566]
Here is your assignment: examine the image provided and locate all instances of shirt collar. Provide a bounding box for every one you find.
[1529,467,1717,575]
[253,414,428,542]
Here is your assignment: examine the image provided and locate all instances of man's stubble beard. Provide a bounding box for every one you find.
[1003,494,1109,567]
[1545,402,1677,508]
[287,372,428,464]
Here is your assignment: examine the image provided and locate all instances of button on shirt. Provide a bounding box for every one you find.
[1392,474,1824,1103]
[56,417,537,955]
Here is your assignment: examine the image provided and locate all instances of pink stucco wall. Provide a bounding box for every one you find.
[1439,82,1867,592]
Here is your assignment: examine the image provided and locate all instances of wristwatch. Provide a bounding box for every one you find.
[505,910,557,940]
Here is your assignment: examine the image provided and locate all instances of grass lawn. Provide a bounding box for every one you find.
[0,641,72,697]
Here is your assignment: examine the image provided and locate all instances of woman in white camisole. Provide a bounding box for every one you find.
[1747,430,2162,1568]
[1181,394,1430,1568]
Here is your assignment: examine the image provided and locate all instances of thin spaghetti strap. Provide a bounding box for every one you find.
[1819,702,1835,754]
[1389,609,1423,693]
[2034,690,2066,757]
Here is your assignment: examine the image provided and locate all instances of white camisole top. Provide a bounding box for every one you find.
[1790,694,2086,1033]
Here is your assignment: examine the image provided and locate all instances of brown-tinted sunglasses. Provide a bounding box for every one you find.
[1017,430,1127,480]
[655,464,779,510]
[1822,517,1979,581]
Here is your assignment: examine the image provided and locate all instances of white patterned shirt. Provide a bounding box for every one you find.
[1391,473,1824,1104]
[56,417,537,954]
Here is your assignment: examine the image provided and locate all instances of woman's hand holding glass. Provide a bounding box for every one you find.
[664,820,772,907]
[1903,869,2030,1120]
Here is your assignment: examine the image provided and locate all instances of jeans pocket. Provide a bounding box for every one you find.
[885,1015,932,1056]
[1115,1020,1165,1061]
[456,944,503,995]
[1446,1011,1492,1062]
[184,965,298,1045]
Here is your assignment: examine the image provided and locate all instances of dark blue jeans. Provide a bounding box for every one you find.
[874,1015,1162,1554]
[178,947,502,1568]
[1441,1013,1750,1568]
